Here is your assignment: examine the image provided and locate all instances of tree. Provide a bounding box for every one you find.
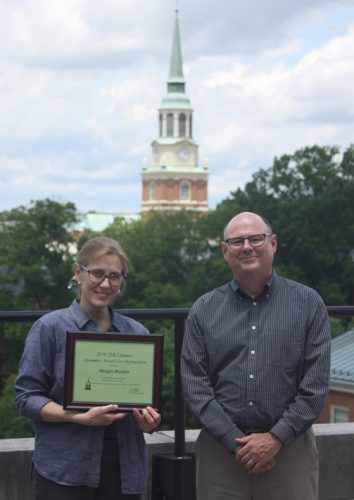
[104,211,214,308]
[0,199,79,310]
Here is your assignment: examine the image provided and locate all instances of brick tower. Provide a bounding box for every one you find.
[141,10,208,213]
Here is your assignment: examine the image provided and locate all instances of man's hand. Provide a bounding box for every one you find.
[234,432,282,474]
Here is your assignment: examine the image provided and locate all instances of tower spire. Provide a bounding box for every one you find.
[162,9,190,110]
[168,9,185,88]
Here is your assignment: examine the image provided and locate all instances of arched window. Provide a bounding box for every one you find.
[149,181,157,200]
[179,113,186,137]
[167,113,174,137]
[180,181,190,201]
[189,115,193,138]
[159,113,163,137]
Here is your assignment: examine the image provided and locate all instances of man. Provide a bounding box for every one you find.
[181,212,331,500]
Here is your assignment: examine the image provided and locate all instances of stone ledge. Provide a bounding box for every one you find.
[1,424,354,500]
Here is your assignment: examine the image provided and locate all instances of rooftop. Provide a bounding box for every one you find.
[330,329,354,388]
[71,212,140,232]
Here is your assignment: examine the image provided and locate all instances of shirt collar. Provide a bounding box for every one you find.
[69,299,121,331]
[231,270,277,299]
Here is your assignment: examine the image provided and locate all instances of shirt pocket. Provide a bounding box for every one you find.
[263,328,305,369]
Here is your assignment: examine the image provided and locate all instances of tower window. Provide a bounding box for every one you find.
[167,113,174,137]
[189,115,193,138]
[159,113,163,137]
[149,181,157,200]
[180,181,191,201]
[179,113,186,137]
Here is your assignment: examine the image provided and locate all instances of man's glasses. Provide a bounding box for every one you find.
[224,233,272,249]
[80,265,127,286]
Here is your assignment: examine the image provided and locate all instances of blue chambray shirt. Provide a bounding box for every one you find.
[15,300,149,493]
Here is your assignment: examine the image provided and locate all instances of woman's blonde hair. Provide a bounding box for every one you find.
[74,236,129,272]
[68,237,129,294]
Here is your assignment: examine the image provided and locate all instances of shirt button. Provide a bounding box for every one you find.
[251,326,256,330]
[253,302,257,306]
[249,374,254,379]
[248,401,254,406]
[250,350,255,355]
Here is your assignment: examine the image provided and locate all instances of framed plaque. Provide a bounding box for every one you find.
[63,331,164,412]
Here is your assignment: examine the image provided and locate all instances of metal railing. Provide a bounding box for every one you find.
[1,305,353,455]
[1,305,354,500]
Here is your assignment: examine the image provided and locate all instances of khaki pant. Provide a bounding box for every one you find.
[196,428,319,500]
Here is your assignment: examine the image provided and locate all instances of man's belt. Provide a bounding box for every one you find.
[240,427,269,435]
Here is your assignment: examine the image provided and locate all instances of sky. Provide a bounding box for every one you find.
[0,0,354,215]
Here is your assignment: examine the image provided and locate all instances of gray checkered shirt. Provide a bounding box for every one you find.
[181,272,331,453]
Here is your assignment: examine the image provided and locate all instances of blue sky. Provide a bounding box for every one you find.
[0,0,353,215]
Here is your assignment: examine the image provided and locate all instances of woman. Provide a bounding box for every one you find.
[15,236,161,500]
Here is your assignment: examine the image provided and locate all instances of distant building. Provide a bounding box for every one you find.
[317,329,354,423]
[67,212,140,243]
[73,212,140,233]
[141,10,208,213]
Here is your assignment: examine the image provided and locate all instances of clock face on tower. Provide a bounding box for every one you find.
[178,148,191,161]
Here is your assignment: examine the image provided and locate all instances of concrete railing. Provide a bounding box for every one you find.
[1,424,354,500]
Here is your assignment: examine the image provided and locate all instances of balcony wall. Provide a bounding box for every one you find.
[1,423,354,500]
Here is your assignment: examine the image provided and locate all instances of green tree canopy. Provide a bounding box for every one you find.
[103,211,219,308]
[0,199,79,309]
[214,144,354,304]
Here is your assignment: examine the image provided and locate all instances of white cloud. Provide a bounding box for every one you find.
[195,19,354,147]
[0,0,353,213]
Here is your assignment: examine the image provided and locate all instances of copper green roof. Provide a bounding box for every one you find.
[330,330,354,388]
[72,212,140,232]
[168,10,184,83]
[160,92,191,110]
[151,137,198,146]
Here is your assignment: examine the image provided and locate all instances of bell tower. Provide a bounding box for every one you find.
[141,10,208,213]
